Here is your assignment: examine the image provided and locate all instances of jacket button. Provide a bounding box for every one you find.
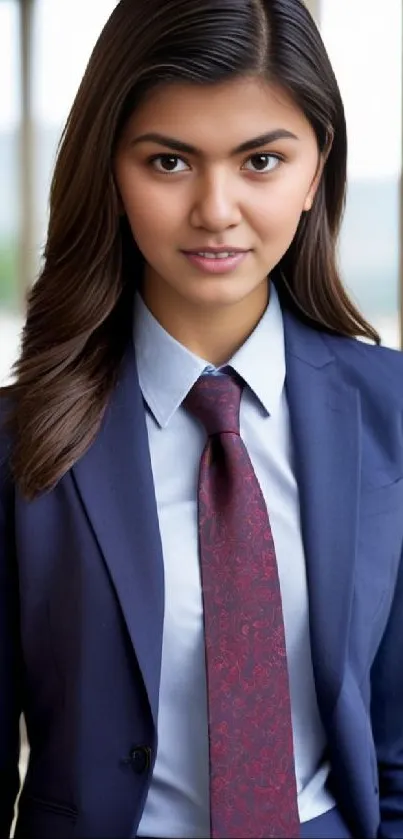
[129,745,152,774]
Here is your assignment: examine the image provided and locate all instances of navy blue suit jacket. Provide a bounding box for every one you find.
[1,306,403,839]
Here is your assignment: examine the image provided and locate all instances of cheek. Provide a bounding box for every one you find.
[116,163,178,240]
[252,177,310,240]
[124,185,181,247]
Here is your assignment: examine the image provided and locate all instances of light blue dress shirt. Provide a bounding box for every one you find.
[134,284,336,838]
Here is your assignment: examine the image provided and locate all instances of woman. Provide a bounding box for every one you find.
[1,0,402,837]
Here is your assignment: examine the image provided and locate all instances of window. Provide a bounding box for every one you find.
[0,0,21,384]
[33,0,119,252]
[320,0,402,347]
[0,0,20,311]
[0,0,118,385]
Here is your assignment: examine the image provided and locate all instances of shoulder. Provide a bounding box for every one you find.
[283,303,403,408]
[317,332,403,483]
[322,331,403,408]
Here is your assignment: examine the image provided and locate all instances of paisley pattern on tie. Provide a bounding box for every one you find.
[184,374,299,839]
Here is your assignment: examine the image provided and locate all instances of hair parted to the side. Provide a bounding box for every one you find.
[2,0,380,500]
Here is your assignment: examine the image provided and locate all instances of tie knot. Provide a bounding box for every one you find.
[184,373,243,436]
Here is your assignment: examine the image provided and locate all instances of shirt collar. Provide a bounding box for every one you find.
[133,283,286,428]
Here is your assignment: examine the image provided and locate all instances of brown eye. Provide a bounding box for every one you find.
[150,155,189,173]
[244,154,282,173]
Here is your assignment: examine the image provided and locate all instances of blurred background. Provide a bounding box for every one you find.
[0,0,402,389]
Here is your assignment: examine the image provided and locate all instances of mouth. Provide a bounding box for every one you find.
[181,249,250,275]
[182,248,250,257]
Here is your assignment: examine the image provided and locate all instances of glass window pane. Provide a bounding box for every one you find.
[0,0,21,384]
[33,0,119,256]
[320,0,402,347]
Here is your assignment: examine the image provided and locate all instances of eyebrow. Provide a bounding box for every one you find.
[130,129,299,156]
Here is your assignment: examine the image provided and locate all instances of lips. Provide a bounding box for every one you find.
[187,251,241,259]
[182,250,250,274]
[183,248,249,255]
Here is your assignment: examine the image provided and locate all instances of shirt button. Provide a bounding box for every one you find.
[129,745,152,774]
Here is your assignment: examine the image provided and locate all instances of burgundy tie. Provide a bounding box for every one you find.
[184,373,299,839]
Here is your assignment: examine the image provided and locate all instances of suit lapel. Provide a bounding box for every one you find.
[72,345,164,730]
[283,310,361,720]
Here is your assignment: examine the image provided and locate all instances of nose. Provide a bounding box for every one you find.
[189,171,242,232]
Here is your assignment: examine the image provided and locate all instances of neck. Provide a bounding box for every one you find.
[142,277,270,366]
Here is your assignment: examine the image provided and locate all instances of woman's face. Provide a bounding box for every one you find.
[114,76,323,325]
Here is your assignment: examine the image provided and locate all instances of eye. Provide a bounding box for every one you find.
[243,153,282,173]
[149,155,189,173]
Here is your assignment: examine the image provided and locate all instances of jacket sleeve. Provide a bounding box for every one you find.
[371,537,403,839]
[0,417,22,838]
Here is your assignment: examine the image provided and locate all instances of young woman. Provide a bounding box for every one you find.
[1,1,402,837]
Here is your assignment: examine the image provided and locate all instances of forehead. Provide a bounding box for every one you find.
[123,77,315,152]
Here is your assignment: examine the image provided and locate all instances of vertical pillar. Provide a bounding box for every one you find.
[18,0,36,308]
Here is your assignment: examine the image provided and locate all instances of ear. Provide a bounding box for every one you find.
[303,127,334,212]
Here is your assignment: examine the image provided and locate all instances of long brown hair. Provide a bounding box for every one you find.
[2,0,380,500]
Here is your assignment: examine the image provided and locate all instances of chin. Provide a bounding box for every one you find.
[190,278,265,307]
[184,286,252,309]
